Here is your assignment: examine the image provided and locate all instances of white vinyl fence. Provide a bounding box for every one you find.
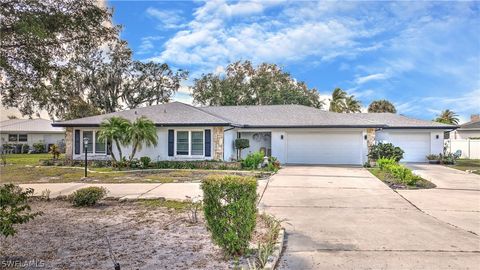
[446,139,480,159]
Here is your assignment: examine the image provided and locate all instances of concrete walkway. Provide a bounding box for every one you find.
[402,164,480,235]
[21,180,269,201]
[259,165,480,269]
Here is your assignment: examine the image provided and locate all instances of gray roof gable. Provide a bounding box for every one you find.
[354,113,456,129]
[459,119,480,130]
[199,104,380,128]
[52,102,456,129]
[0,118,64,133]
[52,102,230,127]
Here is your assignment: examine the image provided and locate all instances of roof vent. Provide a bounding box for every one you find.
[164,109,167,113]
[134,111,137,115]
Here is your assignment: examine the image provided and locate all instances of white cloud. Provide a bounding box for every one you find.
[146,7,186,29]
[147,0,381,74]
[137,36,163,55]
[355,73,389,85]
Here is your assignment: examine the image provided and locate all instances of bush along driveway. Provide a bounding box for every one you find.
[367,158,436,189]
[259,165,480,269]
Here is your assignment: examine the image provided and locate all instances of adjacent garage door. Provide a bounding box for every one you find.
[388,133,431,162]
[286,131,363,165]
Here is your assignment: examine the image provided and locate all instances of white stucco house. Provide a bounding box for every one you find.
[450,115,480,139]
[0,118,65,152]
[52,102,455,164]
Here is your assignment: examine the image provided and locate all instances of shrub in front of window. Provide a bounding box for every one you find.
[69,187,107,207]
[241,151,265,170]
[32,143,46,153]
[201,175,257,256]
[368,143,404,162]
[0,184,42,237]
[21,144,30,154]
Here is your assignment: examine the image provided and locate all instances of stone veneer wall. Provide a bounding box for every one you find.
[366,128,376,150]
[65,127,73,159]
[213,126,224,160]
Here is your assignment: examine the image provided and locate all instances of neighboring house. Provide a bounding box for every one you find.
[0,118,65,151]
[447,115,480,159]
[450,115,480,139]
[52,102,455,164]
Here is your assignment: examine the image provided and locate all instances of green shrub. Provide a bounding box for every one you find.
[153,160,241,170]
[69,187,107,207]
[242,151,265,170]
[377,158,396,170]
[140,156,151,168]
[368,143,404,162]
[49,144,60,159]
[201,175,258,256]
[379,162,421,186]
[0,184,42,237]
[32,143,46,153]
[21,144,30,154]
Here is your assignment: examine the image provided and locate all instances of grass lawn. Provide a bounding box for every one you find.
[2,153,61,165]
[448,159,480,175]
[368,168,436,189]
[0,154,268,184]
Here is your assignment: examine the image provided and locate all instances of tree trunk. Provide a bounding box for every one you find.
[129,142,138,161]
[108,142,117,162]
[114,139,123,160]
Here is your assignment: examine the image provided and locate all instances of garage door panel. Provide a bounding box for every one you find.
[388,133,430,162]
[287,132,363,165]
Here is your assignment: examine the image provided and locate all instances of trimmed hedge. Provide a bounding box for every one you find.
[377,158,421,186]
[69,187,107,207]
[201,175,257,256]
[154,160,241,170]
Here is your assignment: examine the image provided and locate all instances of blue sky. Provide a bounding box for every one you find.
[109,0,480,123]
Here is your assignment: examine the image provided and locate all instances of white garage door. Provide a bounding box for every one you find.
[388,133,431,162]
[286,132,363,165]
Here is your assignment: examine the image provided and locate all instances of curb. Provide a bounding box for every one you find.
[263,228,285,270]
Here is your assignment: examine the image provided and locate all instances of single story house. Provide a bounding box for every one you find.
[52,102,455,164]
[0,118,65,152]
[450,115,480,139]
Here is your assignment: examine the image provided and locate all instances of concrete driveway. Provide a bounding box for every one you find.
[259,166,480,269]
[402,164,480,235]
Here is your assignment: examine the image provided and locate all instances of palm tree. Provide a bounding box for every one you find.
[329,88,347,113]
[127,116,158,161]
[345,95,362,113]
[368,100,397,113]
[435,109,459,125]
[97,116,131,162]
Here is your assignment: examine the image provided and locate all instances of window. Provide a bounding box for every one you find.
[191,131,204,156]
[176,130,205,156]
[176,131,189,155]
[8,134,18,142]
[18,134,27,142]
[83,131,93,153]
[95,131,105,153]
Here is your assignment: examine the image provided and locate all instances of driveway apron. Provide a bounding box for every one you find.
[259,166,480,269]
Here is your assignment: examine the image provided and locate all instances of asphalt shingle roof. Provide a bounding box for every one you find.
[52,102,230,127]
[459,119,480,130]
[200,105,380,127]
[354,113,456,129]
[52,102,456,129]
[0,119,64,133]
